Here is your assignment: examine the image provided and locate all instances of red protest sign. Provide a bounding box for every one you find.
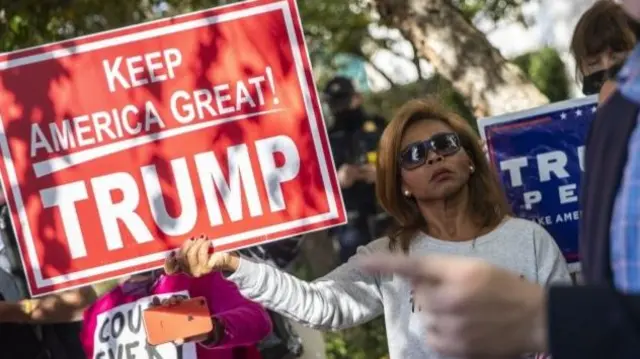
[0,0,346,297]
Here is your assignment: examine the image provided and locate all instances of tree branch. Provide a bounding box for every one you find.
[370,36,415,62]
[345,48,397,87]
[371,0,548,116]
[365,57,396,86]
[370,34,428,79]
[410,40,423,79]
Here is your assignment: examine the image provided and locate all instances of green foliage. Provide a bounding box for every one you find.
[363,76,477,130]
[451,0,533,24]
[0,0,158,51]
[296,0,371,56]
[359,47,570,133]
[325,318,389,359]
[512,47,571,102]
[0,0,371,54]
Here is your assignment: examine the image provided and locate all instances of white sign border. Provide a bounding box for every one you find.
[0,0,345,295]
[478,95,598,141]
[477,95,598,274]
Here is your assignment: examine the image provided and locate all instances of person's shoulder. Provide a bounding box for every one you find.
[500,217,554,242]
[368,112,386,124]
[357,236,392,255]
[497,217,543,235]
[366,114,387,130]
[357,233,422,254]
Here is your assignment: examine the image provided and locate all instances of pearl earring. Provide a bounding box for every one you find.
[469,165,475,173]
[403,190,411,197]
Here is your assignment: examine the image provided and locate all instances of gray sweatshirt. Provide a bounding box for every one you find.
[227,217,571,359]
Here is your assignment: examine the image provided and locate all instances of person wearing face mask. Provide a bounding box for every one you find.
[163,98,570,359]
[571,0,640,96]
[322,76,389,263]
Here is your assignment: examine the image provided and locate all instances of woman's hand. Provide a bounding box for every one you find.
[359,164,377,184]
[165,235,240,277]
[0,301,33,323]
[337,164,360,188]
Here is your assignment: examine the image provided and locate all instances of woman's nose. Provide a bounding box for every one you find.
[426,152,444,165]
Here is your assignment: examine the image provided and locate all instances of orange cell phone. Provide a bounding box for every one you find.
[143,296,214,346]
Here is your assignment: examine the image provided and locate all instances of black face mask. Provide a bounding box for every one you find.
[582,62,625,95]
[334,107,366,132]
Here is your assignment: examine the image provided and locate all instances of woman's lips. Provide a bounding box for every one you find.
[431,169,453,182]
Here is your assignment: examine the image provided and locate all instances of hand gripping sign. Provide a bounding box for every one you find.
[0,0,346,296]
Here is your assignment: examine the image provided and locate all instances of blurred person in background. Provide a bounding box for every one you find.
[164,98,570,359]
[0,199,99,359]
[571,0,640,96]
[323,76,390,263]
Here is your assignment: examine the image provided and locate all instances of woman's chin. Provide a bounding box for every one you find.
[418,183,464,202]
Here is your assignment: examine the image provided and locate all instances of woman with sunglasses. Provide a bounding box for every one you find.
[165,98,571,359]
[571,1,640,96]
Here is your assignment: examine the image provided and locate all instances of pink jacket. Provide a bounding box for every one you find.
[80,272,271,359]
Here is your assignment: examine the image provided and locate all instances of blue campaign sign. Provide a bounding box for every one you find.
[479,95,598,272]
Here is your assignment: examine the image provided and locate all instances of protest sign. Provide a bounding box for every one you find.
[479,95,598,272]
[0,0,346,296]
[93,291,195,359]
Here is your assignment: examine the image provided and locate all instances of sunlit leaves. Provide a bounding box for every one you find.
[451,0,532,24]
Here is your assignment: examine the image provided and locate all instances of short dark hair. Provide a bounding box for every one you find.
[571,1,640,78]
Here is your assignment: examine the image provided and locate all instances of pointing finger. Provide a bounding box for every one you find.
[358,254,447,285]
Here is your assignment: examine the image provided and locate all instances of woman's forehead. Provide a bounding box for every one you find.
[581,53,607,73]
[582,51,629,74]
[401,119,451,147]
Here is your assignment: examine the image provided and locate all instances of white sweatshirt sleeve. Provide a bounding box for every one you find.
[226,238,388,331]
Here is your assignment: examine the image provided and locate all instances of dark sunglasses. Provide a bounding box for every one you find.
[399,132,461,170]
[582,62,625,95]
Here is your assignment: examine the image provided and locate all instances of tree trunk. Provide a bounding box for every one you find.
[371,0,549,117]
